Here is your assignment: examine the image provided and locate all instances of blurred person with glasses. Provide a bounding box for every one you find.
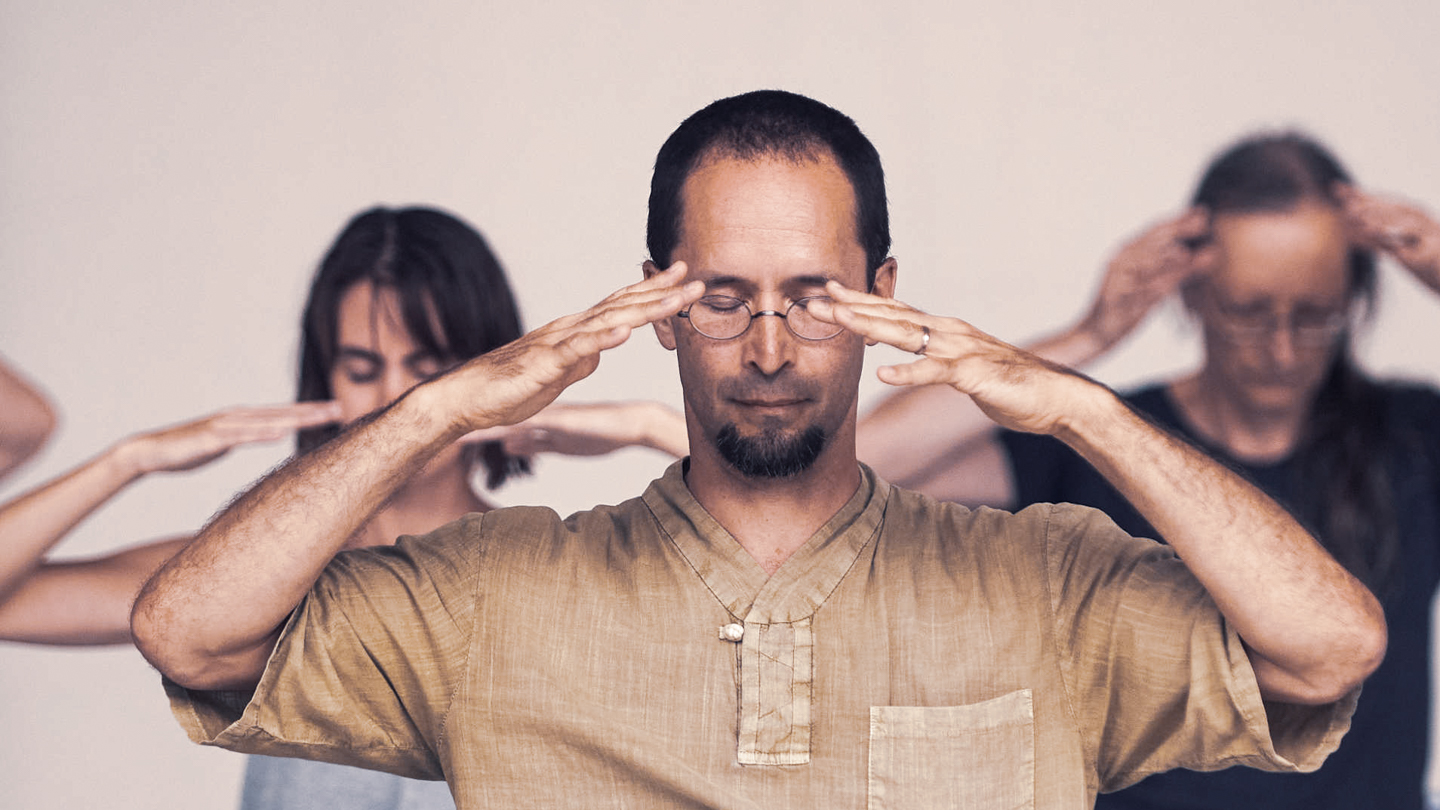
[859,131,1440,810]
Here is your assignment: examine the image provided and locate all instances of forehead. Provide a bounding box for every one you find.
[676,153,866,289]
[1208,202,1351,302]
[335,281,426,351]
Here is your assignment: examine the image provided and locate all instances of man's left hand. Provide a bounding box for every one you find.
[815,281,1103,439]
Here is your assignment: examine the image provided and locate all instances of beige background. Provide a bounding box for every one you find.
[2,2,1439,808]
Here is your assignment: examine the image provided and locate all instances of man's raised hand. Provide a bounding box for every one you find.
[426,263,703,438]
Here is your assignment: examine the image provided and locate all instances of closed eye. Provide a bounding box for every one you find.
[697,295,747,314]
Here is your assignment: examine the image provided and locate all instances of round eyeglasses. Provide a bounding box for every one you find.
[1203,290,1350,349]
[678,295,843,341]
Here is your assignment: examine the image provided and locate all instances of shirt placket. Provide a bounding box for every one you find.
[645,462,890,768]
[735,616,814,764]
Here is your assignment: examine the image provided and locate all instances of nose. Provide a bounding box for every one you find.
[741,309,794,377]
[379,367,412,408]
[1266,322,1299,369]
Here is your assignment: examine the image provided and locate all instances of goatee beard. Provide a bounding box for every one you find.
[713,423,827,479]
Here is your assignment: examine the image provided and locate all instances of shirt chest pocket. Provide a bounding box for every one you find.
[868,689,1035,810]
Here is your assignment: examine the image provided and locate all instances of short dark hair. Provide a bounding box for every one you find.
[1192,131,1375,311]
[647,90,891,287]
[295,206,529,488]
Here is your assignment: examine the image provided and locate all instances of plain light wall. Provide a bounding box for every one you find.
[2,2,1439,808]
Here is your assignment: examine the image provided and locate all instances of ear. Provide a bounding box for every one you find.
[862,258,899,346]
[643,260,679,351]
[870,257,898,299]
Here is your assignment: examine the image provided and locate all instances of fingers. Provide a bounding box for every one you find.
[127,401,343,474]
[1175,206,1211,239]
[443,268,706,432]
[554,264,704,353]
[1111,211,1214,289]
[818,282,959,357]
[1336,185,1426,249]
[458,403,651,457]
[208,402,343,446]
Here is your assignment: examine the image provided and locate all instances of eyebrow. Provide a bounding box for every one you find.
[335,346,446,365]
[336,347,382,364]
[700,273,836,292]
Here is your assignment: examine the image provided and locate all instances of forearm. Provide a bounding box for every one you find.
[0,536,186,645]
[0,444,144,602]
[132,386,462,689]
[1057,387,1386,704]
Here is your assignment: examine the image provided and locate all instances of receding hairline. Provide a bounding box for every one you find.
[675,144,863,253]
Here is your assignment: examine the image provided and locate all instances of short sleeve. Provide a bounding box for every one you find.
[163,514,485,780]
[1036,503,1357,792]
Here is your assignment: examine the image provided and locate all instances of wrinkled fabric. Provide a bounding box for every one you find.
[166,462,1355,809]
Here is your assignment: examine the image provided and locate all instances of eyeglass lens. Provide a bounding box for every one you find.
[1209,300,1348,347]
[682,296,842,340]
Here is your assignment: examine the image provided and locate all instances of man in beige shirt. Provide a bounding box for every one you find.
[133,90,1385,809]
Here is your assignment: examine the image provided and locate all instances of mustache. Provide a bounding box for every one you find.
[716,378,820,402]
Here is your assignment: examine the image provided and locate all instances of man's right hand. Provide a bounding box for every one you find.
[131,264,703,691]
[421,263,703,439]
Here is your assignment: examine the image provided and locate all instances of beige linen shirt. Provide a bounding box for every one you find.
[167,462,1355,809]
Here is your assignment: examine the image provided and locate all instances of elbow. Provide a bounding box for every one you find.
[130,589,271,691]
[130,590,220,690]
[1284,609,1388,706]
[1329,592,1390,700]
[27,404,58,452]
[1251,599,1388,706]
[130,589,195,685]
[1342,605,1389,694]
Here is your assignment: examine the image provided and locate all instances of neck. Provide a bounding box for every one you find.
[346,455,490,549]
[1170,371,1309,463]
[685,422,862,575]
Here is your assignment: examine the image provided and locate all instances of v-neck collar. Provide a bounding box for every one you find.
[642,460,889,623]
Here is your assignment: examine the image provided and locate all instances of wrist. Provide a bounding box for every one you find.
[102,437,152,483]
[1049,379,1130,451]
[397,376,480,447]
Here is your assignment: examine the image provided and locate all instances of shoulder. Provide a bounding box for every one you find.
[1357,379,1440,456]
[403,496,658,565]
[1376,379,1440,417]
[882,485,1152,561]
